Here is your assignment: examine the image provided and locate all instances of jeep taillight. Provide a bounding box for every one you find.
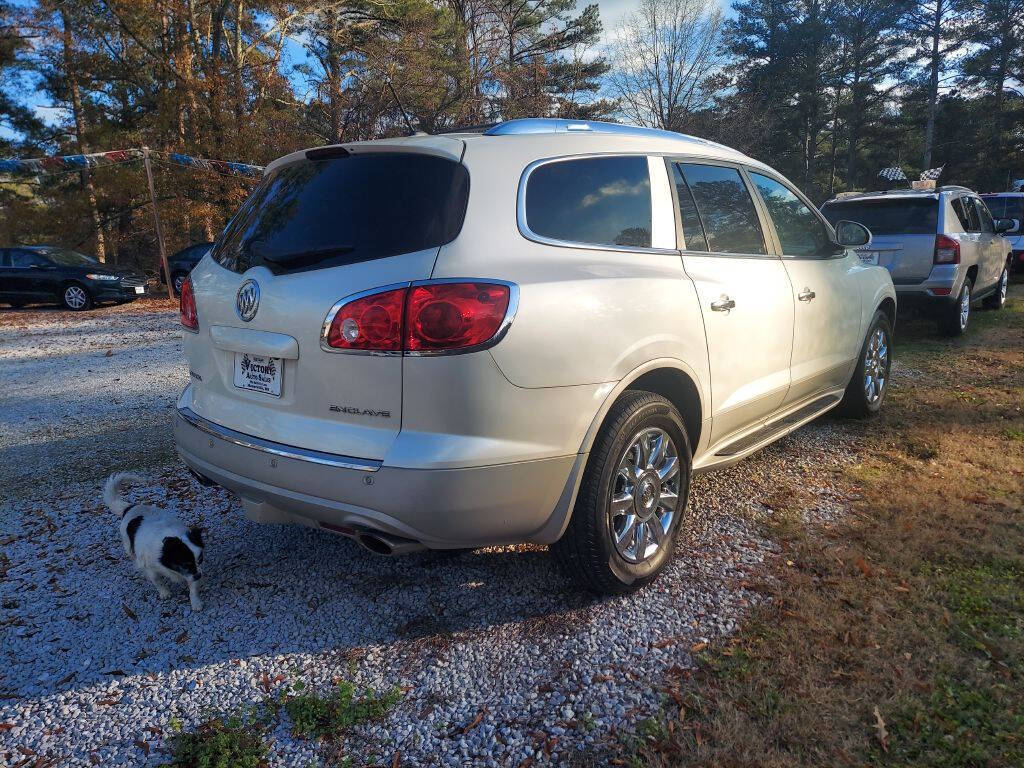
[934,234,960,264]
[323,282,514,354]
[180,277,199,332]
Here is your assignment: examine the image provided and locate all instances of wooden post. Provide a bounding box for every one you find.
[143,146,175,301]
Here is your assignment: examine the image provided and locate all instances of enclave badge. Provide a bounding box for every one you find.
[236,279,260,322]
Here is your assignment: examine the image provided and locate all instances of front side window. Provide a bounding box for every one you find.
[673,163,766,254]
[972,198,995,233]
[749,172,834,257]
[524,156,652,248]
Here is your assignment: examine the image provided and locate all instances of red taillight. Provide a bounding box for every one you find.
[405,283,511,352]
[324,282,513,353]
[934,234,960,264]
[179,277,199,331]
[325,287,406,352]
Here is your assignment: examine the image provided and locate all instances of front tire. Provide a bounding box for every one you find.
[982,265,1008,310]
[839,310,893,418]
[551,390,692,595]
[61,283,92,311]
[938,278,971,336]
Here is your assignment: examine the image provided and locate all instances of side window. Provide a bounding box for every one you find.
[973,198,995,233]
[524,156,652,248]
[671,164,708,251]
[958,197,981,232]
[951,198,973,231]
[749,172,834,257]
[674,163,766,255]
[9,249,48,268]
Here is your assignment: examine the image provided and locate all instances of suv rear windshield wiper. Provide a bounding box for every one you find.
[259,246,355,271]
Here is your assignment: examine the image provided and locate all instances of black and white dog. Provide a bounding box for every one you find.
[104,473,204,611]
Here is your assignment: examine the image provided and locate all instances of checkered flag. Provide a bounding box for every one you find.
[920,166,944,181]
[878,166,907,182]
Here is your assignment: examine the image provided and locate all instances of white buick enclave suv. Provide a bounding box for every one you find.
[174,119,896,593]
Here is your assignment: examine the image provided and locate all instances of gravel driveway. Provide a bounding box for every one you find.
[0,304,862,767]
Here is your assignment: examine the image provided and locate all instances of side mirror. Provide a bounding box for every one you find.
[834,220,872,248]
[995,217,1018,234]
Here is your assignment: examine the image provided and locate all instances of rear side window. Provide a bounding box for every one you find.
[749,172,833,257]
[524,156,652,248]
[674,163,766,254]
[983,195,1024,220]
[671,165,708,251]
[821,198,939,235]
[213,153,470,275]
[951,198,976,231]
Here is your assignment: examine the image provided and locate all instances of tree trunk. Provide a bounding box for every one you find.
[923,0,942,170]
[61,9,107,263]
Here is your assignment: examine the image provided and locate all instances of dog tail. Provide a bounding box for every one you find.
[104,472,144,517]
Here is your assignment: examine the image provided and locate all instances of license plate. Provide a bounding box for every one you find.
[857,250,879,265]
[233,353,283,397]
[134,286,145,294]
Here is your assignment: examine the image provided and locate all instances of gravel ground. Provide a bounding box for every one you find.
[1,304,864,767]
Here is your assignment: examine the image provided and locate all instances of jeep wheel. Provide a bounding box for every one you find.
[552,390,691,594]
[983,266,1008,310]
[938,278,971,336]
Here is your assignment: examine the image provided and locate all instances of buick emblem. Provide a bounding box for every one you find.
[236,279,260,322]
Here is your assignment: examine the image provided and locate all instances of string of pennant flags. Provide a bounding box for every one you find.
[0,148,264,178]
[878,166,944,182]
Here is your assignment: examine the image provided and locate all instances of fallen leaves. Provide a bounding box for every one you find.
[872,705,889,752]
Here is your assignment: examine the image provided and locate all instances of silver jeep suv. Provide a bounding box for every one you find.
[822,187,1014,335]
[174,119,895,593]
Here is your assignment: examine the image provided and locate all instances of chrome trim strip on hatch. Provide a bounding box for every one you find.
[176,406,382,472]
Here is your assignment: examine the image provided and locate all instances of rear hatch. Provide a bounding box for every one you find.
[822,197,938,283]
[184,142,469,460]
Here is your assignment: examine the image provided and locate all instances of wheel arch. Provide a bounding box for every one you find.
[580,359,706,458]
[877,296,896,329]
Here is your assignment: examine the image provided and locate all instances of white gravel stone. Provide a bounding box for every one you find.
[0,304,860,766]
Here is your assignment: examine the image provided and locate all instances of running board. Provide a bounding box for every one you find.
[713,394,841,457]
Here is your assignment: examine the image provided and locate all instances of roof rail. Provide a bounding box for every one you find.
[480,118,727,148]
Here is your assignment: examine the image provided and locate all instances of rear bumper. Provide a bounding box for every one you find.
[173,406,582,549]
[893,264,963,309]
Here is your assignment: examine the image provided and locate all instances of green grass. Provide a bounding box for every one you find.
[161,714,268,768]
[284,679,402,740]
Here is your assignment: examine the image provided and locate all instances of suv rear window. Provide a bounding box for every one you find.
[212,152,470,275]
[821,198,938,235]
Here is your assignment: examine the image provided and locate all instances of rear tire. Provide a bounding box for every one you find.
[551,390,691,595]
[172,272,187,297]
[982,265,1008,310]
[938,278,971,336]
[61,283,92,311]
[839,310,892,418]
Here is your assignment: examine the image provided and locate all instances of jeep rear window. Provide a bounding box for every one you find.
[821,199,938,235]
[212,152,470,275]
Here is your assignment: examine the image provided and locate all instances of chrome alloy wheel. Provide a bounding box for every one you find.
[173,273,186,295]
[960,283,971,330]
[999,269,1008,305]
[64,285,88,309]
[863,326,889,405]
[609,427,680,564]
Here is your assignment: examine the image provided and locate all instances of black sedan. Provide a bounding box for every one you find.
[0,245,148,311]
[161,242,213,296]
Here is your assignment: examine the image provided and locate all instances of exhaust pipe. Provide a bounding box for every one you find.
[187,467,218,488]
[355,530,426,556]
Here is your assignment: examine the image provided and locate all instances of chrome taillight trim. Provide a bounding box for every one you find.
[319,278,520,356]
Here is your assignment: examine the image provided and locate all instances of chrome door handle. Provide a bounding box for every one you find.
[798,288,816,302]
[710,295,736,312]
